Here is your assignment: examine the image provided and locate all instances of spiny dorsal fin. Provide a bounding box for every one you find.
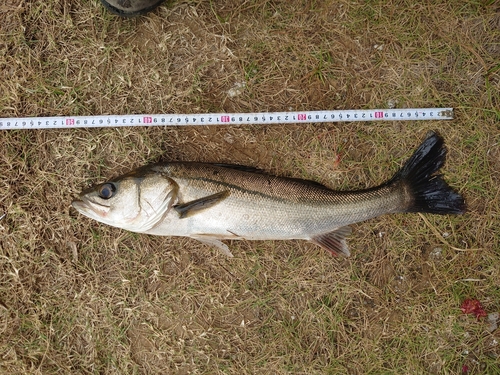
[215,163,331,189]
[174,190,230,219]
[310,226,352,257]
[213,163,265,173]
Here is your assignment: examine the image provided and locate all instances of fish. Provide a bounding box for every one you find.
[72,131,465,257]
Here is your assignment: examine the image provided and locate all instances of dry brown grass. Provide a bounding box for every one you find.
[1,0,499,374]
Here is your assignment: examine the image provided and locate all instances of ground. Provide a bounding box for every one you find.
[0,0,499,374]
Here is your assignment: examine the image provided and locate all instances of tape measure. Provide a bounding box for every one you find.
[0,108,453,130]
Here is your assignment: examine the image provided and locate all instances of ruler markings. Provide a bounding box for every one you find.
[0,108,453,130]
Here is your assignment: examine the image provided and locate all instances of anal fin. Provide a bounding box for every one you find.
[310,226,352,257]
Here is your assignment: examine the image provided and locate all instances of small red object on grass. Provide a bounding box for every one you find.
[460,299,487,319]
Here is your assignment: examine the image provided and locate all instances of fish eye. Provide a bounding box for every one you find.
[98,183,116,199]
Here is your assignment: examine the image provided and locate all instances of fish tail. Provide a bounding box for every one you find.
[391,131,466,215]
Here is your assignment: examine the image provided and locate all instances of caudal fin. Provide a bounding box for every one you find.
[391,131,466,215]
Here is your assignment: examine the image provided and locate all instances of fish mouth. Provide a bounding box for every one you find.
[71,198,88,213]
[71,198,109,219]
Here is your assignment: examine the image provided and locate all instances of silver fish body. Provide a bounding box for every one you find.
[72,132,465,256]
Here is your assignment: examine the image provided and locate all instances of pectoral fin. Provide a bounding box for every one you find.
[310,226,352,257]
[190,235,234,257]
[174,190,230,219]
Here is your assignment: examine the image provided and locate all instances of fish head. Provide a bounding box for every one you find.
[72,169,178,232]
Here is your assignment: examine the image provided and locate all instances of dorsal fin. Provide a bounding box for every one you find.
[283,177,331,190]
[214,164,331,189]
[213,163,265,173]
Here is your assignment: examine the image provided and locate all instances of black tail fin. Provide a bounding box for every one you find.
[391,131,466,215]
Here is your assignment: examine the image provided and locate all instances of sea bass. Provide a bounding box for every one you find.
[72,131,465,257]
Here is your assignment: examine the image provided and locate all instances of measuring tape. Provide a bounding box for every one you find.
[0,108,453,130]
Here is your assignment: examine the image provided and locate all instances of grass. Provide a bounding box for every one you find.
[1,0,499,374]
